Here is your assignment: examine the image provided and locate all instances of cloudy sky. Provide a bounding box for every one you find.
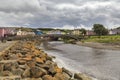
[0,0,120,29]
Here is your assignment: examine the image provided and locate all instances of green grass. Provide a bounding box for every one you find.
[84,35,120,44]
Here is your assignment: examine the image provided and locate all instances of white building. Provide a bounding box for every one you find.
[47,30,65,35]
[109,29,120,35]
[17,29,35,36]
[71,29,81,35]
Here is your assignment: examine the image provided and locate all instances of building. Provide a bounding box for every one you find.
[47,30,65,35]
[109,29,120,35]
[16,29,35,36]
[86,30,95,36]
[71,29,81,35]
[34,30,43,35]
[0,28,5,37]
[0,28,15,37]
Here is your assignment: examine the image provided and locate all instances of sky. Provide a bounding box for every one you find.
[0,0,120,29]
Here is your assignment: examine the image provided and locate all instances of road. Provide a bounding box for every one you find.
[0,41,16,52]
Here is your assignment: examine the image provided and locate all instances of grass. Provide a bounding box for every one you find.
[84,35,120,44]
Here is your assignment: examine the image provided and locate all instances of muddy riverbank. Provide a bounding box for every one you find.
[76,42,120,50]
[42,41,120,80]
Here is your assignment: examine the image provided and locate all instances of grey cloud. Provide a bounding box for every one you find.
[0,0,120,29]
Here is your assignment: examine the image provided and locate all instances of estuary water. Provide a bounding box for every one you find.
[41,41,120,80]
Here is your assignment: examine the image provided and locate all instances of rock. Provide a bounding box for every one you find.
[24,78,43,80]
[1,71,13,76]
[10,54,18,60]
[74,73,92,80]
[22,56,32,61]
[22,68,31,78]
[3,63,12,71]
[14,77,21,80]
[45,60,53,65]
[20,51,28,55]
[48,64,56,75]
[39,64,50,70]
[0,63,4,71]
[30,67,47,78]
[27,61,36,68]
[18,60,26,65]
[42,75,57,80]
[16,53,23,58]
[35,57,44,64]
[19,64,29,70]
[12,68,24,76]
[46,56,52,61]
[55,66,62,73]
[33,49,41,56]
[62,67,73,77]
[11,62,19,69]
[54,72,70,80]
[48,62,62,75]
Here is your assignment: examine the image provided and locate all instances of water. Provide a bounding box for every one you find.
[41,41,120,80]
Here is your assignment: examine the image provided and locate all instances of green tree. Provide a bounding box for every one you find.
[92,24,108,36]
[80,28,86,35]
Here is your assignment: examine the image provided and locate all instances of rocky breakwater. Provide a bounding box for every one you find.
[0,41,92,80]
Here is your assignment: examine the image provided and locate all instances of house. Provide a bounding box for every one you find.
[109,29,120,35]
[86,30,95,36]
[71,29,81,35]
[0,28,16,37]
[0,28,5,37]
[47,30,65,35]
[34,30,43,35]
[17,29,35,36]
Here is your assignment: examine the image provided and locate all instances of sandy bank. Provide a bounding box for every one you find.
[76,41,120,50]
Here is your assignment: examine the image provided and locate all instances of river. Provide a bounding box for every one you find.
[40,41,120,80]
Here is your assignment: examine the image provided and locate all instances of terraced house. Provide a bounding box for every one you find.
[0,27,15,37]
[109,28,120,35]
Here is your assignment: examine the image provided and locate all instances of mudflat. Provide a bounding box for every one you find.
[77,41,120,50]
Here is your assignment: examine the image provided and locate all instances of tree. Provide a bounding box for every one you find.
[92,24,108,36]
[80,28,86,35]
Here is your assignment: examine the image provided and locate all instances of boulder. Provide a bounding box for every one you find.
[25,78,43,80]
[30,67,47,78]
[16,53,23,58]
[54,72,70,80]
[55,66,62,73]
[27,61,36,68]
[74,73,92,80]
[17,60,26,65]
[22,68,31,78]
[3,63,12,71]
[62,67,73,77]
[9,54,18,60]
[1,71,13,76]
[35,57,44,64]
[46,56,52,61]
[11,62,19,69]
[42,75,57,80]
[39,64,50,70]
[22,57,32,61]
[12,68,24,76]
[48,64,56,75]
[19,64,30,70]
[48,63,62,75]
[0,63,4,71]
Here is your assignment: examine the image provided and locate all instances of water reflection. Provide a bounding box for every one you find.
[91,49,106,59]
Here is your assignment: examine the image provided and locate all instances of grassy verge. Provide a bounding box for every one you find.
[84,35,120,44]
